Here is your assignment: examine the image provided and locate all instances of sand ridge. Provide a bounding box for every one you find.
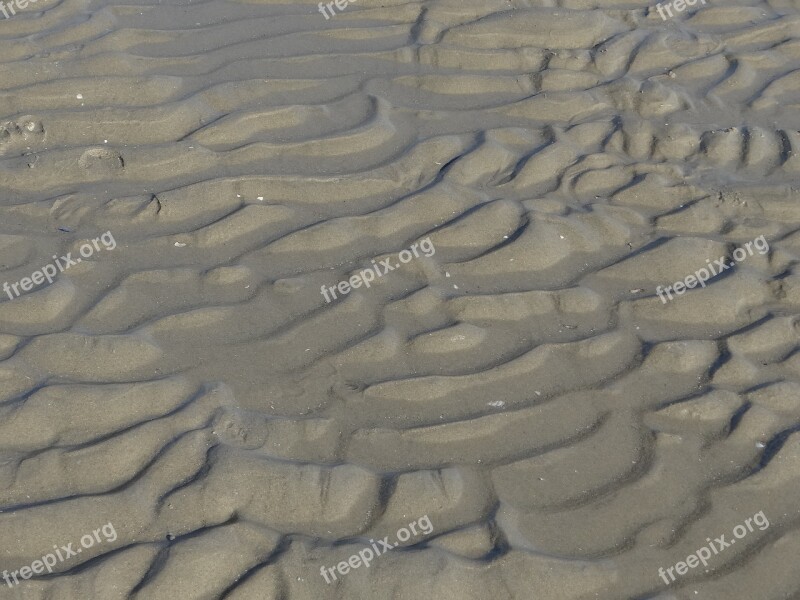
[0,0,798,598]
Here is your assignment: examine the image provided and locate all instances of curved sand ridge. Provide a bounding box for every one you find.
[0,0,799,598]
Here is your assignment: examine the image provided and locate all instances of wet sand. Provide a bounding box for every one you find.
[0,0,799,598]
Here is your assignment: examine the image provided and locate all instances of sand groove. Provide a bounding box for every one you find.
[0,0,798,598]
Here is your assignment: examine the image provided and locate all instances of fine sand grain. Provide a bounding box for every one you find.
[0,0,799,598]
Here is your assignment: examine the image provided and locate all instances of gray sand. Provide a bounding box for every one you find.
[0,0,798,598]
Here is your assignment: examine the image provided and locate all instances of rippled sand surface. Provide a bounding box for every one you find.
[1,0,799,598]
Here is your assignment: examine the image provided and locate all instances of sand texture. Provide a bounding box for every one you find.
[0,0,799,598]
